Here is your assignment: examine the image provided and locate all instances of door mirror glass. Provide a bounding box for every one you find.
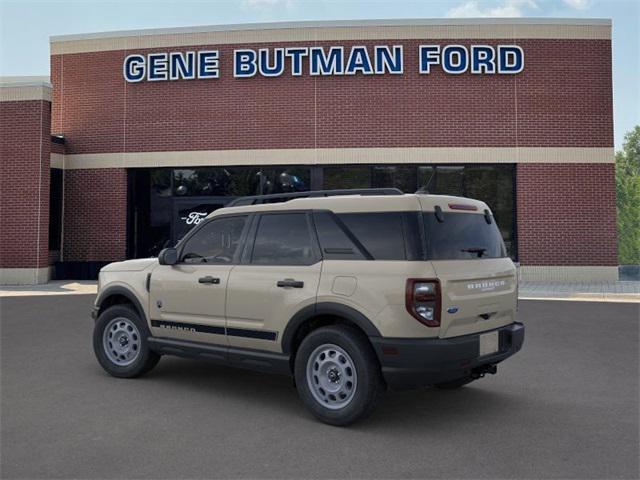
[158,247,178,265]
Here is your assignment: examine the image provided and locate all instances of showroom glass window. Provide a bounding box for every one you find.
[48,169,63,251]
[172,167,310,197]
[128,163,516,261]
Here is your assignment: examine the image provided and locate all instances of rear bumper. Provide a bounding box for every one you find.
[370,322,525,390]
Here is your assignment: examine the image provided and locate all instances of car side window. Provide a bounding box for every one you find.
[251,213,316,265]
[313,211,366,260]
[180,216,247,264]
[337,212,407,260]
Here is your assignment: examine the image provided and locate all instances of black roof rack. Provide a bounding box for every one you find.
[226,188,404,207]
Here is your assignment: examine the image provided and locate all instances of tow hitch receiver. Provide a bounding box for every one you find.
[471,364,497,379]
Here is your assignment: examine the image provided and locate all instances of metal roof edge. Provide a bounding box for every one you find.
[0,76,52,88]
[49,18,612,43]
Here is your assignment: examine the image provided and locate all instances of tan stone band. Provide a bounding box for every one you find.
[0,85,52,102]
[52,147,614,170]
[518,266,618,282]
[0,267,50,286]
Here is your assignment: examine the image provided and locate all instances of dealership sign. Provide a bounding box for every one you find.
[123,44,524,82]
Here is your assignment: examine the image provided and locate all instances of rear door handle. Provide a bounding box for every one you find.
[277,279,304,288]
[198,276,220,285]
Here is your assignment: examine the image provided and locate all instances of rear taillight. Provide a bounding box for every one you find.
[405,279,441,327]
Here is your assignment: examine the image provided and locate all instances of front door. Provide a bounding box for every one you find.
[149,214,250,346]
[226,212,322,353]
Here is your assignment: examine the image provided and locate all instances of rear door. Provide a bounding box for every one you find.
[225,211,322,353]
[422,208,517,338]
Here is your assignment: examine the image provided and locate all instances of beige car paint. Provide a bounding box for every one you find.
[330,276,357,297]
[431,258,517,338]
[218,193,424,217]
[317,259,442,339]
[148,263,233,344]
[101,257,156,273]
[95,193,518,353]
[225,262,322,352]
[98,268,153,321]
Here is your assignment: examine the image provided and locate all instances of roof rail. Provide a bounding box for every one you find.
[226,188,404,207]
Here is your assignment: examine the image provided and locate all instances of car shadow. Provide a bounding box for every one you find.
[363,386,527,431]
[138,356,529,430]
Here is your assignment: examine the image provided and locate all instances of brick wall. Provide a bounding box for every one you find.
[51,39,612,154]
[62,168,127,261]
[0,100,50,269]
[48,34,615,268]
[516,163,617,266]
[51,141,65,154]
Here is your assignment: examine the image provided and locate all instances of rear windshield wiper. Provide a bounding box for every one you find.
[461,247,487,258]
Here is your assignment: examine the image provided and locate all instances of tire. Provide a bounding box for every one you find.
[93,304,160,378]
[435,376,475,389]
[294,325,383,426]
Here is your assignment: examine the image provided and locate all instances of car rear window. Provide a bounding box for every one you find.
[423,211,507,260]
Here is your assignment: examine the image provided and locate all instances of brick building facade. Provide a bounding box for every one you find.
[0,78,52,284]
[0,19,616,284]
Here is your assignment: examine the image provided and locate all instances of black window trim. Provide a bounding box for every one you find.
[313,210,374,260]
[176,212,253,265]
[335,210,410,261]
[401,211,425,261]
[243,210,322,267]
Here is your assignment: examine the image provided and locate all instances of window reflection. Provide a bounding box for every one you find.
[131,163,517,261]
[172,167,310,196]
[434,166,464,196]
[372,165,416,192]
[324,166,371,189]
[417,166,435,192]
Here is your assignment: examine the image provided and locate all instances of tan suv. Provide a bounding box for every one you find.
[92,188,524,425]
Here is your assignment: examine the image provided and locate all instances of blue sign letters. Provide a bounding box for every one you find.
[419,44,523,75]
[123,44,524,82]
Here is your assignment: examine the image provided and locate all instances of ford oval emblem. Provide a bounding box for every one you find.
[447,306,459,314]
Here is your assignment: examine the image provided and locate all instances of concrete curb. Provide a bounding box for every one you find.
[519,295,640,304]
[0,282,98,298]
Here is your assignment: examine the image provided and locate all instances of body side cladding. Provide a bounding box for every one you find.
[281,302,381,354]
[94,285,147,324]
[147,337,291,376]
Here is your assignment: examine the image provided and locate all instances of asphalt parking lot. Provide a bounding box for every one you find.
[1,296,638,479]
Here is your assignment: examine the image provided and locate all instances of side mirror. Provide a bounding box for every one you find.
[158,247,178,266]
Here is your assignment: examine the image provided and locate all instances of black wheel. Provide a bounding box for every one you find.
[435,376,475,389]
[294,325,383,426]
[93,304,160,378]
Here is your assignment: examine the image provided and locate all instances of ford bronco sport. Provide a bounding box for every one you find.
[92,188,524,425]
